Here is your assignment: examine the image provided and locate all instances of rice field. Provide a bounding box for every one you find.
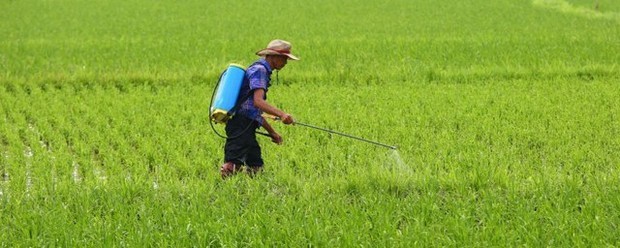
[1,0,619,246]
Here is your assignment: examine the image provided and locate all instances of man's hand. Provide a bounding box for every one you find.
[280,113,294,125]
[269,132,283,145]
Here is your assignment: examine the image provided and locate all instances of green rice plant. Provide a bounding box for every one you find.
[1,0,619,246]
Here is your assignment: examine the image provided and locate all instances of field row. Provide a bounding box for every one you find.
[2,79,619,188]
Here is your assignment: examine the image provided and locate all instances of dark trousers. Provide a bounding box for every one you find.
[224,115,263,167]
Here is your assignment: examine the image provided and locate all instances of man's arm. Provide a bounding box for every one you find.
[253,89,294,124]
[261,118,282,144]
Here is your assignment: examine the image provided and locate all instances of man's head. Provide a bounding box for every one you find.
[256,39,299,70]
[265,54,288,70]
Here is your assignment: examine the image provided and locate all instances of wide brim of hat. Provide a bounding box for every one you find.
[256,49,300,60]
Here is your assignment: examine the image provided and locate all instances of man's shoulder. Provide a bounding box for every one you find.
[247,63,266,72]
[247,59,270,73]
[247,63,267,74]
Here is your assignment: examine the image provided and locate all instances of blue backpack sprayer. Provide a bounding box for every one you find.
[209,64,397,150]
[210,64,247,124]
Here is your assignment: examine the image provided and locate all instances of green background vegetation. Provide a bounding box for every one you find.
[1,0,619,246]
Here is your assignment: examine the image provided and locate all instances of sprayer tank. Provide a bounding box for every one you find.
[210,64,246,123]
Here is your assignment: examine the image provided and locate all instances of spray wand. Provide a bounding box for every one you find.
[261,114,397,150]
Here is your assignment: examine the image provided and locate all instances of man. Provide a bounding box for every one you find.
[220,39,298,178]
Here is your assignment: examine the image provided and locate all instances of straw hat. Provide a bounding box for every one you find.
[255,39,300,60]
